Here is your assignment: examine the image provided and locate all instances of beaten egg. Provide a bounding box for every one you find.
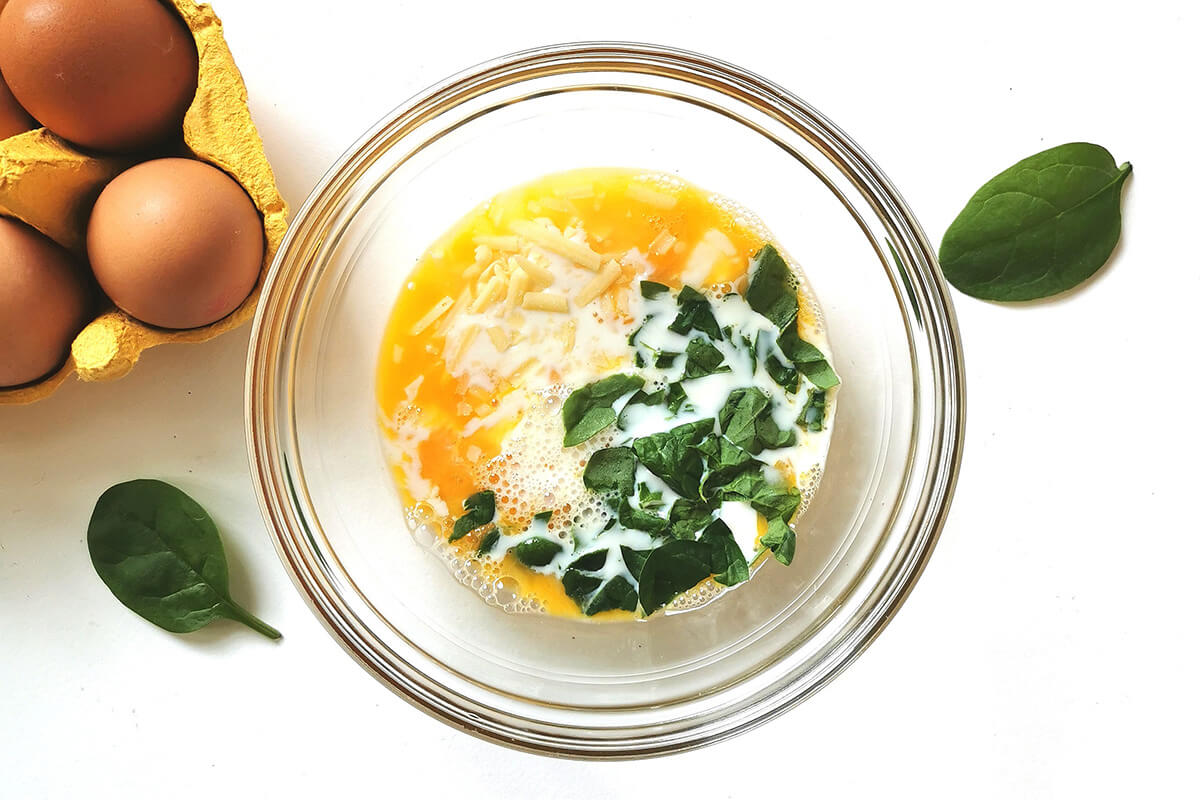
[377,169,838,620]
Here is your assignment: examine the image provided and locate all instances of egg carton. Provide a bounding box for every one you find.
[0,0,288,405]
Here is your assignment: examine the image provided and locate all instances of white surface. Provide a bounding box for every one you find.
[2,0,1197,796]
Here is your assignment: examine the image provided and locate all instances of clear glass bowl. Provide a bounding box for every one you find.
[245,42,965,758]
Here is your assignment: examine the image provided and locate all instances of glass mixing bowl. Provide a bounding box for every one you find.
[245,42,965,758]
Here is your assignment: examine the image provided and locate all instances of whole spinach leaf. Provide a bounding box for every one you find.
[632,419,713,499]
[583,447,637,495]
[562,374,644,446]
[699,519,750,586]
[87,480,281,639]
[760,517,796,565]
[637,539,713,615]
[450,490,496,542]
[939,142,1132,301]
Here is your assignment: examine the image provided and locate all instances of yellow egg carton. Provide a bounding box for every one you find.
[0,0,288,405]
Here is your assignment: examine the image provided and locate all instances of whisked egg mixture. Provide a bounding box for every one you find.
[376,168,838,620]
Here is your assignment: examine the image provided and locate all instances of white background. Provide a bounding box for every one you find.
[2,0,1197,796]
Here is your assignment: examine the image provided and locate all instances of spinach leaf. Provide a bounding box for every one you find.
[670,286,723,341]
[583,447,636,495]
[87,480,281,639]
[699,519,750,586]
[562,567,601,601]
[476,527,500,555]
[682,337,730,379]
[718,387,770,451]
[450,490,496,542]
[939,142,1132,301]
[760,517,796,565]
[638,483,665,510]
[778,327,839,391]
[562,373,644,446]
[640,280,670,299]
[632,419,713,499]
[798,390,827,432]
[617,388,666,429]
[583,576,639,615]
[618,497,669,535]
[512,537,562,568]
[665,382,689,414]
[763,354,799,394]
[655,351,681,369]
[667,498,716,540]
[620,546,652,581]
[745,244,798,330]
[753,411,797,453]
[637,539,713,615]
[721,471,803,523]
[696,434,757,497]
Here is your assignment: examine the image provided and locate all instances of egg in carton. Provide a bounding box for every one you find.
[0,0,288,405]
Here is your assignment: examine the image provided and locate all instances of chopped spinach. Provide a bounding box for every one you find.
[666,498,716,540]
[618,496,669,535]
[669,285,723,341]
[476,527,500,556]
[450,490,496,542]
[620,546,652,581]
[720,470,803,523]
[562,373,645,446]
[717,387,770,451]
[760,517,796,565]
[583,447,637,495]
[798,390,827,432]
[640,280,670,299]
[637,539,714,615]
[699,519,750,586]
[512,537,563,567]
[638,483,665,510]
[746,244,799,330]
[632,418,713,499]
[682,337,730,379]
[665,382,689,414]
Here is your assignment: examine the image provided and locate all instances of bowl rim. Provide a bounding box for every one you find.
[246,40,966,759]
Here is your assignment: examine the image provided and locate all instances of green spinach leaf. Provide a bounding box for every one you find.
[87,480,280,639]
[640,280,670,299]
[939,142,1132,301]
[718,387,770,451]
[798,390,827,432]
[476,527,500,555]
[696,434,757,497]
[632,419,713,499]
[562,373,644,446]
[637,539,713,615]
[670,286,723,341]
[760,517,796,565]
[745,244,798,330]
[778,327,839,391]
[620,546,652,581]
[512,537,563,568]
[721,471,802,523]
[450,490,496,542]
[665,382,689,414]
[583,447,637,495]
[666,498,716,540]
[682,337,730,379]
[699,519,750,586]
[618,497,669,535]
[582,576,638,615]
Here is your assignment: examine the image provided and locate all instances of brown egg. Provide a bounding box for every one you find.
[0,0,198,152]
[87,158,263,329]
[0,216,91,387]
[0,69,36,140]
